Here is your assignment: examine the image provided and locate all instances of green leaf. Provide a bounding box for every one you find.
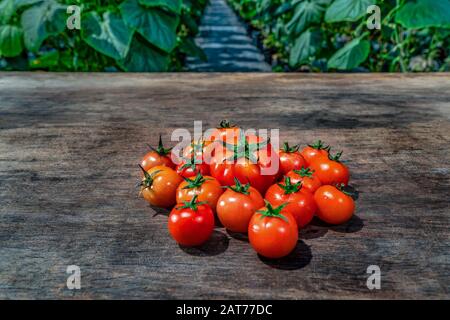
[325,0,372,23]
[0,0,15,24]
[289,28,322,67]
[81,11,133,60]
[328,37,370,70]
[120,0,179,53]
[29,50,59,69]
[179,37,207,61]
[118,36,169,72]
[286,0,328,36]
[139,0,182,14]
[0,25,23,57]
[21,0,66,52]
[395,0,450,29]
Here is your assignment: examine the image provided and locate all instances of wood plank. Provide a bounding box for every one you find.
[0,73,449,299]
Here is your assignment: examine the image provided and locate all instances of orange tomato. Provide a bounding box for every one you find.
[309,151,349,186]
[300,140,330,167]
[141,135,175,171]
[176,173,223,212]
[139,165,182,208]
[314,185,355,224]
[286,167,322,194]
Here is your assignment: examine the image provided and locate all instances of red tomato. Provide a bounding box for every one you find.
[314,185,355,224]
[141,135,175,171]
[286,167,322,194]
[265,176,316,228]
[210,133,279,194]
[176,152,210,178]
[278,142,306,176]
[176,173,223,212]
[216,178,265,233]
[206,120,241,144]
[300,140,330,167]
[139,165,182,208]
[248,203,298,258]
[309,151,350,185]
[182,139,215,166]
[168,195,215,246]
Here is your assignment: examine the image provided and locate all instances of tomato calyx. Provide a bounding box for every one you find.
[308,140,330,151]
[138,164,161,189]
[281,142,299,153]
[180,152,202,171]
[277,176,302,194]
[218,119,236,128]
[336,183,358,199]
[177,195,207,211]
[182,172,210,189]
[293,167,314,178]
[328,150,343,162]
[223,131,269,163]
[227,177,251,195]
[257,201,289,222]
[148,135,172,156]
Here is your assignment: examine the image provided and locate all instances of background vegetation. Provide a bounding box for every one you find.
[0,0,207,71]
[229,0,450,72]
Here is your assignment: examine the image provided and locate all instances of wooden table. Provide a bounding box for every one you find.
[0,73,449,299]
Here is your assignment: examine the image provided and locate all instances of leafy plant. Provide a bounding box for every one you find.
[0,0,208,71]
[229,0,450,72]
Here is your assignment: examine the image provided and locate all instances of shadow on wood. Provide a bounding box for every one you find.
[180,230,229,256]
[258,240,312,270]
[310,215,364,233]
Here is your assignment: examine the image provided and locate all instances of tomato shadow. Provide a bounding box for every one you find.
[310,215,364,233]
[150,206,170,217]
[180,230,229,256]
[258,240,312,270]
[299,224,328,240]
[226,230,249,242]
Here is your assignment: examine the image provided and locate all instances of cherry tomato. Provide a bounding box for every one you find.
[265,176,316,228]
[314,185,355,224]
[168,195,215,246]
[309,151,350,185]
[141,135,175,171]
[248,202,298,259]
[206,120,241,144]
[216,178,265,233]
[286,167,322,194]
[278,142,306,176]
[210,132,279,194]
[300,140,330,167]
[182,139,215,166]
[176,173,223,212]
[139,165,182,208]
[176,152,210,178]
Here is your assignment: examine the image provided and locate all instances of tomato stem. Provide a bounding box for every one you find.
[218,120,235,128]
[308,140,330,151]
[281,142,299,153]
[138,164,161,189]
[328,150,343,162]
[257,201,289,222]
[223,130,269,163]
[177,195,207,211]
[293,167,314,178]
[277,176,302,195]
[182,172,210,189]
[148,135,172,156]
[227,177,251,195]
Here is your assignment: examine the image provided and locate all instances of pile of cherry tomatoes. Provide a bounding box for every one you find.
[138,121,356,259]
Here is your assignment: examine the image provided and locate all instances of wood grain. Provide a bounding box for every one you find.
[0,73,449,299]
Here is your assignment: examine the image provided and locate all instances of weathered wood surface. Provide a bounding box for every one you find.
[0,73,449,299]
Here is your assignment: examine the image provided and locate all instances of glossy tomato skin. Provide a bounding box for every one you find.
[314,185,355,224]
[206,120,241,144]
[141,166,182,208]
[286,169,322,194]
[168,203,214,246]
[216,186,264,233]
[301,146,329,167]
[309,156,349,186]
[279,151,306,176]
[176,176,223,212]
[182,139,215,166]
[210,135,279,195]
[265,184,316,228]
[176,162,210,178]
[141,151,174,171]
[248,209,298,259]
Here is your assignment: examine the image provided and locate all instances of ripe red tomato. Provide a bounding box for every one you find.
[139,165,182,208]
[216,178,265,233]
[314,185,355,224]
[300,140,330,167]
[278,142,306,176]
[210,133,279,194]
[176,173,223,212]
[206,120,241,144]
[265,176,316,228]
[309,151,350,185]
[286,167,322,194]
[176,153,210,178]
[141,135,175,171]
[168,195,215,246]
[248,203,298,258]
